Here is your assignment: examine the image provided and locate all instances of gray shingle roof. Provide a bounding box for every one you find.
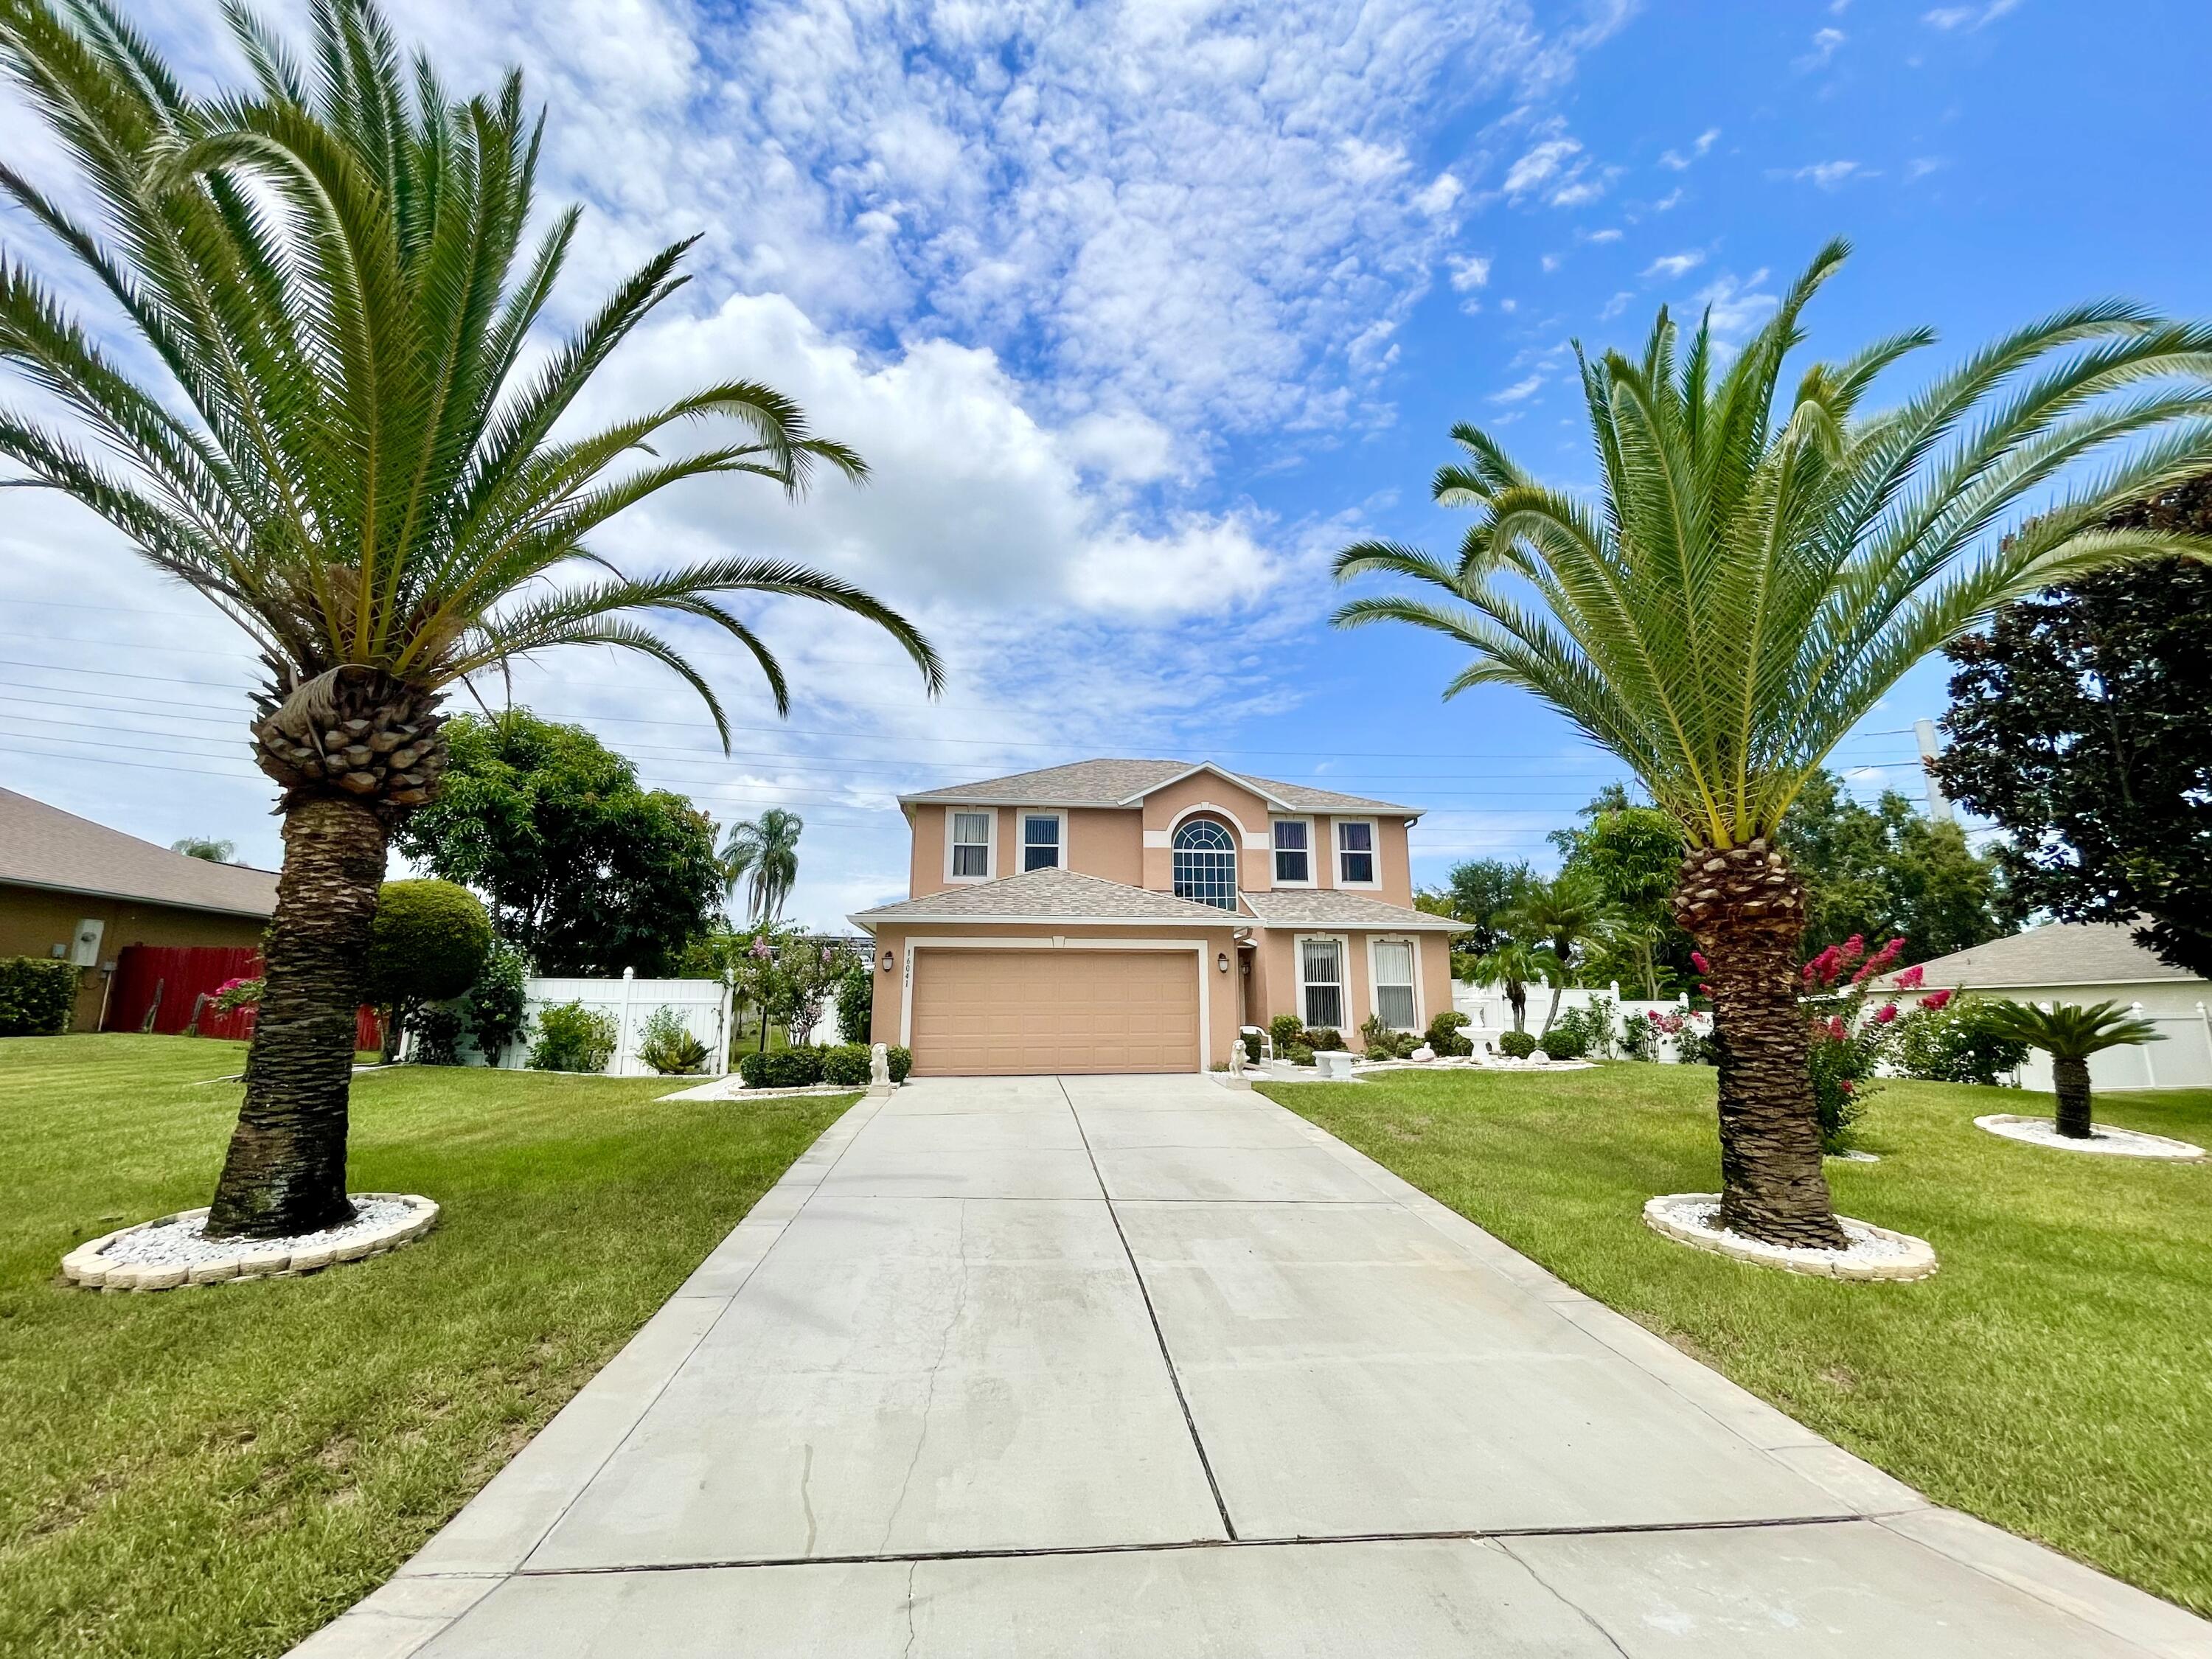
[901,758,1415,815]
[1239,889,1469,933]
[0,787,278,918]
[851,867,1238,927]
[1878,922,2199,991]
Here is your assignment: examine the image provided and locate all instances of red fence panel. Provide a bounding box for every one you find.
[106,944,384,1051]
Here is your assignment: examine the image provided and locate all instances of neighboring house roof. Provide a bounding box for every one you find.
[1239,889,1470,933]
[1879,922,2201,992]
[900,758,1416,817]
[0,787,278,919]
[850,867,1239,928]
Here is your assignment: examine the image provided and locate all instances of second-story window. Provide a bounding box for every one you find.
[950,810,992,878]
[1021,813,1062,871]
[1273,818,1310,883]
[1172,819,1238,908]
[1337,819,1377,886]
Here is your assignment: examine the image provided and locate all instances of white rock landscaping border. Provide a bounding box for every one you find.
[1643,1192,1937,1281]
[1975,1114,2205,1161]
[60,1194,439,1292]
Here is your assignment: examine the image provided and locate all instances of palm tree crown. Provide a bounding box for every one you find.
[722,808,803,924]
[1974,999,2163,1062]
[1334,239,2212,851]
[0,0,942,796]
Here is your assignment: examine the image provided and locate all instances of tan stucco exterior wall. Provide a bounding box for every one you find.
[0,883,268,1031]
[867,920,1244,1067]
[1140,772,1275,894]
[1067,808,1143,886]
[1248,925,1453,1051]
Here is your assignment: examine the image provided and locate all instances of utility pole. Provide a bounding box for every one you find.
[1914,718,1955,824]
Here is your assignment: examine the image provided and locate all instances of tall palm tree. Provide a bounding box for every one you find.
[1335,240,2212,1247]
[1470,938,1560,1034]
[1505,871,1622,1037]
[0,0,942,1239]
[722,807,803,923]
[1974,1000,2163,1140]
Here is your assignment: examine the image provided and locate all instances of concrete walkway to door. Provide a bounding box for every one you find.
[297,1075,2212,1658]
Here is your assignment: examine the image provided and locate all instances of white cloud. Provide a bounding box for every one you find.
[1489,374,1546,404]
[1413,172,1466,215]
[1795,27,1846,69]
[1448,254,1495,291]
[1505,136,1583,197]
[1905,156,1950,182]
[1692,270,1779,338]
[1585,228,1623,243]
[1540,254,1562,273]
[1653,187,1684,212]
[1658,128,1719,170]
[1599,290,1635,321]
[1643,249,1705,279]
[1790,159,1867,189]
[1923,0,2020,28]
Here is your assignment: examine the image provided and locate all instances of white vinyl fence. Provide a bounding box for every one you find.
[2014,1002,2212,1094]
[1453,981,1705,1060]
[411,970,736,1076]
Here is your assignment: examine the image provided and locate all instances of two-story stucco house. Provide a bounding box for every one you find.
[849,759,1467,1076]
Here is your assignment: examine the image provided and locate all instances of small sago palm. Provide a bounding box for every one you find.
[722,807,803,924]
[1336,240,2212,1246]
[1471,939,1559,1034]
[1974,1000,2163,1139]
[0,0,942,1238]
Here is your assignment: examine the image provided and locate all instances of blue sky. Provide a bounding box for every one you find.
[4,0,2208,928]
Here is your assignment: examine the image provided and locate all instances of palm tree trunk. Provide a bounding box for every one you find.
[1673,841,1846,1250]
[2052,1055,2094,1138]
[204,797,389,1238]
[1540,982,1564,1038]
[1508,982,1526,1032]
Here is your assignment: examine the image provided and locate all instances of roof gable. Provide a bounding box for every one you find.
[900,757,1416,816]
[1879,922,2199,991]
[0,788,279,918]
[851,866,1237,927]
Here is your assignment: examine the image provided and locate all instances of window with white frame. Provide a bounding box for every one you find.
[1372,939,1416,1030]
[1021,812,1062,872]
[1337,819,1377,886]
[1172,818,1238,908]
[950,810,992,879]
[1300,936,1345,1030]
[1273,818,1311,884]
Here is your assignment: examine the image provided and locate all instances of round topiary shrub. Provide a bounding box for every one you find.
[1498,1029,1538,1060]
[737,1049,771,1088]
[1425,1011,1472,1057]
[368,880,492,1058]
[1539,1025,1587,1061]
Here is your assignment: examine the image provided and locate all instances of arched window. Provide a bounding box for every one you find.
[1172,818,1237,908]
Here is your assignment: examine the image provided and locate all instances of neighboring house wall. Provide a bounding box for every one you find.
[0,882,267,1032]
[867,919,1245,1067]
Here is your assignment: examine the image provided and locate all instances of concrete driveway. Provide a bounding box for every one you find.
[300,1075,2211,1658]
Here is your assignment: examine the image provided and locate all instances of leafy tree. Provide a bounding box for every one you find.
[835,956,874,1044]
[1551,794,1691,998]
[0,0,940,1237]
[1335,240,2212,1247]
[172,836,235,863]
[722,807,804,923]
[363,878,490,1060]
[1974,1000,2163,1138]
[1937,477,2212,978]
[1780,770,2016,960]
[1504,871,1623,1035]
[397,712,721,976]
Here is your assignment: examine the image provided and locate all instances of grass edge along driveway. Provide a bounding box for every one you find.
[1262,1062,2212,1619]
[0,1034,852,1659]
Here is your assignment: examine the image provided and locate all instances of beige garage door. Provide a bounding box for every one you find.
[909,948,1199,1076]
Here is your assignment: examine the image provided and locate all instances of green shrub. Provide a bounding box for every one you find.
[740,1046,827,1089]
[1305,1026,1344,1051]
[1239,1029,1264,1063]
[1359,1016,1418,1060]
[1619,1012,1658,1061]
[0,956,77,1035]
[1893,992,2031,1085]
[366,880,493,1058]
[1547,996,1616,1060]
[638,1006,710,1075]
[1498,1029,1537,1059]
[1269,1013,1305,1052]
[886,1046,912,1083]
[526,1001,617,1073]
[1284,1042,1315,1067]
[821,1043,872,1087]
[1538,1024,1587,1061]
[411,1002,465,1065]
[465,940,530,1060]
[1425,1010,1472,1057]
[834,960,874,1044]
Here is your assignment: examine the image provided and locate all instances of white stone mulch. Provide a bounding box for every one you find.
[61,1193,438,1292]
[1643,1192,1937,1282]
[1975,1114,2205,1161]
[1260,1056,1598,1082]
[658,1077,883,1102]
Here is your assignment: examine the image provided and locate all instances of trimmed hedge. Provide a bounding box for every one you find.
[1498,1029,1537,1060]
[0,956,77,1036]
[1538,1025,1587,1061]
[740,1043,913,1090]
[821,1044,872,1088]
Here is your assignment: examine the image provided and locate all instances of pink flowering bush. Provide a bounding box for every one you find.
[1801,934,1906,1152]
[212,975,265,1014]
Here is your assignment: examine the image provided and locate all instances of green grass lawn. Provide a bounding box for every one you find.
[0,1034,852,1659]
[1262,1063,2212,1616]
